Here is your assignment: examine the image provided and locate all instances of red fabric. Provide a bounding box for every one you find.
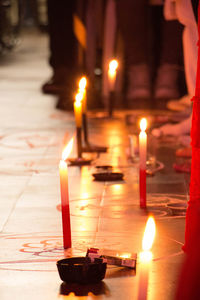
[176,240,200,299]
[184,2,200,252]
[191,96,200,148]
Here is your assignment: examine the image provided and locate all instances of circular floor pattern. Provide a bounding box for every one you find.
[57,193,188,220]
[0,231,183,272]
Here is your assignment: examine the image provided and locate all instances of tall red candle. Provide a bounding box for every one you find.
[59,138,73,249]
[139,118,147,208]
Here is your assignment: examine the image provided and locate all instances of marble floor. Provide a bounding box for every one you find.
[0,28,190,300]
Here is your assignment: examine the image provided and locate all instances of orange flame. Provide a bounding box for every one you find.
[79,76,87,91]
[62,137,74,160]
[75,92,84,104]
[108,59,118,75]
[142,216,156,251]
[140,118,147,132]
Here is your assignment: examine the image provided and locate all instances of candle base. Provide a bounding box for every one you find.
[92,172,124,181]
[82,144,107,153]
[67,157,92,166]
[108,91,115,117]
[140,169,146,208]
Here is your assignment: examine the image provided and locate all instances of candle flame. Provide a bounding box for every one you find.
[79,76,87,91]
[62,137,74,160]
[140,118,147,132]
[142,216,156,251]
[108,59,118,75]
[75,92,84,104]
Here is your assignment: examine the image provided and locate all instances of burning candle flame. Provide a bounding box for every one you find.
[79,76,87,91]
[142,216,156,251]
[62,137,74,160]
[75,92,84,104]
[108,59,118,75]
[140,118,147,132]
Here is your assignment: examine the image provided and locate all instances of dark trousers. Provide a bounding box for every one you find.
[116,0,183,67]
[47,0,77,70]
[191,0,199,22]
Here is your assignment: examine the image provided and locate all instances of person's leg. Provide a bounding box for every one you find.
[166,0,198,111]
[154,18,184,101]
[152,0,198,137]
[42,0,78,95]
[116,0,148,66]
[47,0,77,70]
[176,0,198,97]
[116,0,151,103]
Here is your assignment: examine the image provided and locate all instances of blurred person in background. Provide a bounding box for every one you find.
[116,0,184,109]
[42,0,79,110]
[152,0,198,147]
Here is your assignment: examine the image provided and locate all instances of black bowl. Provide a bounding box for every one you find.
[57,257,107,284]
[92,172,124,181]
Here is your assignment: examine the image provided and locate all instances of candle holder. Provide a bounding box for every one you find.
[93,165,124,181]
[82,144,108,153]
[92,167,124,181]
[82,112,89,145]
[93,172,124,181]
[95,165,113,170]
[81,113,108,153]
[108,91,115,117]
[67,157,93,166]
[146,158,164,176]
[67,127,92,166]
[57,257,107,284]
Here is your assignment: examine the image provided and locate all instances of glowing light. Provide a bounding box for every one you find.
[79,226,86,232]
[108,59,118,75]
[62,137,74,160]
[112,184,122,193]
[80,200,88,207]
[74,93,83,127]
[116,253,131,259]
[79,76,87,91]
[142,216,156,251]
[140,118,147,132]
[139,251,153,263]
[75,92,84,103]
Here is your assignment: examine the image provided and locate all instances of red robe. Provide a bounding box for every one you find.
[184,0,200,253]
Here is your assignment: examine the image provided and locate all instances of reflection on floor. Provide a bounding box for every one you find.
[0,29,190,300]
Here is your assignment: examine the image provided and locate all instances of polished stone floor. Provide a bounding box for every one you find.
[0,29,190,300]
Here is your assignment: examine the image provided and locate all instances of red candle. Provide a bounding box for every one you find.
[139,118,147,208]
[59,138,74,249]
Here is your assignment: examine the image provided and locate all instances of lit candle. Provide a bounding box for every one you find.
[74,93,83,128]
[74,93,83,158]
[59,137,74,249]
[108,59,118,91]
[139,118,147,208]
[78,76,87,113]
[78,76,89,145]
[138,216,156,300]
